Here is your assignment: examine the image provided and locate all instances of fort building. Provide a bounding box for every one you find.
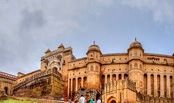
[0,71,17,96]
[0,39,174,103]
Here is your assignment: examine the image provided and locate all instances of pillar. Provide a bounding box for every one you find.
[147,73,151,95]
[122,74,124,80]
[105,74,107,83]
[68,78,69,97]
[167,75,171,98]
[104,83,107,93]
[160,74,164,97]
[115,74,118,81]
[116,74,118,80]
[81,77,84,87]
[154,74,158,97]
[76,78,78,91]
[70,78,73,97]
[110,73,112,82]
[110,74,113,91]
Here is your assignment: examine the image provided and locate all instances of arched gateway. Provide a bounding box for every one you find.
[4,87,8,95]
[107,96,116,103]
[110,100,116,103]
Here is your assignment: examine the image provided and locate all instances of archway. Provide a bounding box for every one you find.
[107,96,116,103]
[52,67,58,72]
[110,100,116,103]
[4,87,8,95]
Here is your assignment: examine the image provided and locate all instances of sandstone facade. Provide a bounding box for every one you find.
[0,71,16,95]
[0,40,174,103]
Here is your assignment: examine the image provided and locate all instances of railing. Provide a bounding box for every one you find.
[0,72,17,81]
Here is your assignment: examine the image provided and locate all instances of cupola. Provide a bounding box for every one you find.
[128,38,144,52]
[86,41,101,55]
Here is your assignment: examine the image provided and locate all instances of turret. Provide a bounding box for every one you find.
[58,43,65,51]
[40,49,51,71]
[86,41,102,61]
[128,38,144,59]
[86,42,102,91]
[128,39,144,93]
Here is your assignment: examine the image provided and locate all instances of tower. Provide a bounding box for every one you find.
[86,42,102,91]
[128,39,144,93]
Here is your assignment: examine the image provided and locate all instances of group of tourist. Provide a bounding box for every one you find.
[79,95,101,103]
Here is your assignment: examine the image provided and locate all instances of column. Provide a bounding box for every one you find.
[68,78,70,97]
[110,74,113,91]
[122,74,124,80]
[147,73,151,95]
[70,78,73,97]
[76,77,78,91]
[110,73,112,82]
[154,74,158,97]
[81,77,84,87]
[160,74,164,97]
[104,83,107,93]
[116,74,118,80]
[105,74,107,83]
[167,75,171,98]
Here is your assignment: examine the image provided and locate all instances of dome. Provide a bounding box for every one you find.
[86,42,101,54]
[128,39,143,50]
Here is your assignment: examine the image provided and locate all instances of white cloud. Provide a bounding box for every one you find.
[0,0,114,74]
[121,0,174,23]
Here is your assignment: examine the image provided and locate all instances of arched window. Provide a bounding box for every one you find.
[90,65,94,71]
[124,74,128,79]
[144,74,147,94]
[101,75,105,90]
[118,74,122,80]
[130,64,132,69]
[107,75,110,83]
[151,74,154,95]
[4,87,8,95]
[140,64,142,69]
[96,54,98,59]
[134,63,138,68]
[96,66,98,71]
[53,67,57,73]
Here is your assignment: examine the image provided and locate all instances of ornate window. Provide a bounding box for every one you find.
[134,63,138,68]
[140,64,142,69]
[130,64,132,69]
[90,65,94,71]
[96,66,98,71]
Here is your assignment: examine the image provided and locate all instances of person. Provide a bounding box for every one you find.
[79,95,85,103]
[96,98,101,103]
[89,98,95,103]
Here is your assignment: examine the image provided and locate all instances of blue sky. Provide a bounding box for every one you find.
[0,0,174,75]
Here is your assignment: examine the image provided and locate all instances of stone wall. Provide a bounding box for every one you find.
[13,68,63,99]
